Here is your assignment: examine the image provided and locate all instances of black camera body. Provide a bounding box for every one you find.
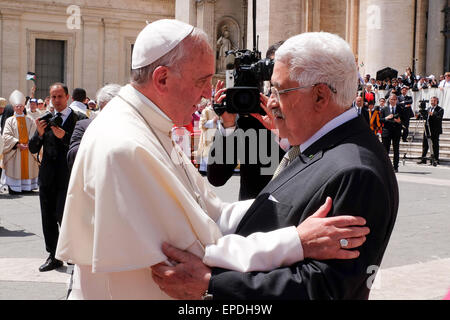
[39,111,63,128]
[214,49,274,116]
[418,99,429,118]
[393,113,400,120]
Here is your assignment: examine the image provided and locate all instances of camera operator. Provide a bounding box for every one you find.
[28,83,87,272]
[397,86,414,142]
[207,43,285,200]
[417,96,444,166]
[380,94,403,172]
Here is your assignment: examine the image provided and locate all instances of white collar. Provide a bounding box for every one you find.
[300,108,357,153]
[69,101,87,114]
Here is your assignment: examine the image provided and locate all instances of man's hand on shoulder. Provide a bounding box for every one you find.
[151,242,211,300]
[297,197,370,260]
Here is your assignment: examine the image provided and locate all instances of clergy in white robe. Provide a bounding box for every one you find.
[2,97,39,192]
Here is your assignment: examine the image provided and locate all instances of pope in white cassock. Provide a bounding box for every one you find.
[56,19,367,300]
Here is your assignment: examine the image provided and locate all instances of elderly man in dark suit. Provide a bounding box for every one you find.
[152,32,398,300]
[29,83,86,272]
[417,96,444,166]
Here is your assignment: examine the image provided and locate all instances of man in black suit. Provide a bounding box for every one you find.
[29,83,86,272]
[380,94,403,172]
[417,96,444,165]
[397,87,414,142]
[152,32,398,300]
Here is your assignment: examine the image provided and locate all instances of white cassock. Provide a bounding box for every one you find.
[56,84,302,300]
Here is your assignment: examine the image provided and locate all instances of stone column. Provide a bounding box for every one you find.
[103,18,120,85]
[346,0,360,55]
[175,0,197,26]
[358,0,415,79]
[415,0,428,77]
[196,0,215,43]
[0,9,22,97]
[82,16,102,98]
[426,0,446,77]
[247,0,302,58]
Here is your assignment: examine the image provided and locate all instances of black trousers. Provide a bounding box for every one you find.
[382,134,401,169]
[401,121,410,142]
[422,133,440,162]
[39,182,69,256]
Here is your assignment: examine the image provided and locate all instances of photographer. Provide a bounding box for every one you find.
[207,43,285,200]
[207,81,284,200]
[417,96,444,166]
[29,83,86,272]
[380,94,403,172]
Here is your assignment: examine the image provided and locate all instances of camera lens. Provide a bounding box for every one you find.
[232,91,257,112]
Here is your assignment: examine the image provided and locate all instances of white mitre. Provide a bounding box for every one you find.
[9,90,26,107]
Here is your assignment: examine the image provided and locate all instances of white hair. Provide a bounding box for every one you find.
[96,83,121,109]
[275,32,358,108]
[130,27,211,85]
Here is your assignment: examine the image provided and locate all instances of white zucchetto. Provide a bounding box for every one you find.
[131,19,194,70]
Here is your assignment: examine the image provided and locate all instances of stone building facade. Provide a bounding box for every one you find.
[0,0,449,100]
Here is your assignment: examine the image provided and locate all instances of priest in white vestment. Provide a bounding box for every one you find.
[56,19,368,300]
[1,90,39,193]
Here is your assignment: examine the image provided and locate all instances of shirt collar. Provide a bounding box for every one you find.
[300,108,357,153]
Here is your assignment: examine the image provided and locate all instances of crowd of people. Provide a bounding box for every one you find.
[0,18,447,300]
[0,83,120,272]
[353,70,446,171]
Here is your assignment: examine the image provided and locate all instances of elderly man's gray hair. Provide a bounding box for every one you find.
[96,84,121,109]
[275,32,358,108]
[130,27,211,86]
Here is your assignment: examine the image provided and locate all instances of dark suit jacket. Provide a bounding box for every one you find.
[1,105,14,134]
[208,116,398,300]
[67,118,93,171]
[380,105,403,138]
[397,95,414,123]
[207,116,284,200]
[428,106,444,136]
[29,109,86,187]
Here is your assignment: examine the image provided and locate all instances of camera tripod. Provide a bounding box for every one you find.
[409,115,437,166]
[401,114,436,166]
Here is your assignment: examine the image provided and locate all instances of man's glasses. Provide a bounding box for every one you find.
[270,83,337,103]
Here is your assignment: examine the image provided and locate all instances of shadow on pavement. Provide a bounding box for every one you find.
[0,227,35,238]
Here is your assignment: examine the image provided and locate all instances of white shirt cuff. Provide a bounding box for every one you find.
[203,226,304,272]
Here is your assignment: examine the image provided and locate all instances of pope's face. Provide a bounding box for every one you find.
[268,60,314,146]
[167,42,214,126]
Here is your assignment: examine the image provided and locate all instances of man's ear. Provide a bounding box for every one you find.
[152,66,169,94]
[312,84,331,111]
